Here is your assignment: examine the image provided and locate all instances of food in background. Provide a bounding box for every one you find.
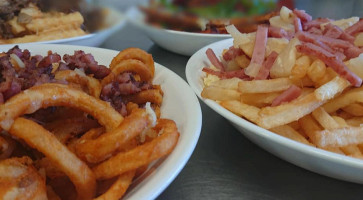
[0,0,108,44]
[140,0,294,34]
[201,6,363,159]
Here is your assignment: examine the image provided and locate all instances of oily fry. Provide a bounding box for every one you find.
[312,126,363,148]
[269,125,312,146]
[323,87,363,113]
[238,77,292,93]
[0,83,123,131]
[258,93,323,129]
[75,108,155,163]
[9,117,96,200]
[93,119,179,180]
[25,12,84,33]
[201,86,241,101]
[102,59,153,86]
[54,70,102,98]
[123,89,163,105]
[110,48,155,76]
[220,100,260,124]
[94,170,136,200]
[0,157,48,200]
[341,103,363,116]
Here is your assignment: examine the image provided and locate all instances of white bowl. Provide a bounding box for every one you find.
[186,38,363,184]
[1,7,126,47]
[125,6,231,56]
[0,44,202,199]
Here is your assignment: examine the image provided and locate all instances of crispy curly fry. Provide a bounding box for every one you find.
[0,157,48,200]
[9,117,96,200]
[0,135,16,160]
[109,47,155,76]
[76,108,155,163]
[101,59,153,86]
[55,70,102,98]
[93,119,179,180]
[0,83,123,131]
[123,89,163,106]
[95,170,136,200]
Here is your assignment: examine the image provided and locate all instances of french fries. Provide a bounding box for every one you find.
[201,6,363,160]
[0,4,86,44]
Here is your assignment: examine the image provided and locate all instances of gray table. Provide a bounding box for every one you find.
[100,1,363,199]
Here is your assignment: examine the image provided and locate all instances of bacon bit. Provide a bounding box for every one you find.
[296,42,362,87]
[244,25,268,77]
[268,26,289,38]
[303,18,331,31]
[206,48,225,71]
[271,85,302,106]
[294,16,302,32]
[223,46,244,61]
[293,9,312,23]
[202,67,249,80]
[255,51,278,80]
[345,19,363,36]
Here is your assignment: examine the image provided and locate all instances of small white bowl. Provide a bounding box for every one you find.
[126,6,231,56]
[1,7,126,47]
[186,38,363,184]
[0,43,203,199]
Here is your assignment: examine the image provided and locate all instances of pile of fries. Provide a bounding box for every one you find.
[0,47,179,199]
[202,6,363,159]
[0,3,86,44]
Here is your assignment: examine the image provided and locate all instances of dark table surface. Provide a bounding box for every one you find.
[100,1,363,199]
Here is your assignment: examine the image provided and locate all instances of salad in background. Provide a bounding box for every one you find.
[140,0,294,34]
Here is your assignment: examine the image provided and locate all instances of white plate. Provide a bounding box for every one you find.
[1,7,126,47]
[126,6,231,56]
[186,38,363,184]
[0,44,202,199]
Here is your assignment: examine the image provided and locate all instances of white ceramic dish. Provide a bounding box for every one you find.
[0,44,202,199]
[126,6,231,56]
[1,7,126,47]
[186,38,363,184]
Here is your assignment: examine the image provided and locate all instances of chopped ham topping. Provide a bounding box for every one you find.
[293,9,312,23]
[271,85,302,106]
[323,23,355,43]
[268,26,289,38]
[206,48,225,71]
[306,27,323,35]
[303,18,331,31]
[345,19,363,36]
[202,67,249,80]
[296,42,362,87]
[296,31,361,59]
[223,46,244,61]
[323,23,342,38]
[244,25,268,77]
[294,16,303,32]
[255,51,278,80]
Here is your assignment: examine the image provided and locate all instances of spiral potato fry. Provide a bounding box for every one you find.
[0,83,123,131]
